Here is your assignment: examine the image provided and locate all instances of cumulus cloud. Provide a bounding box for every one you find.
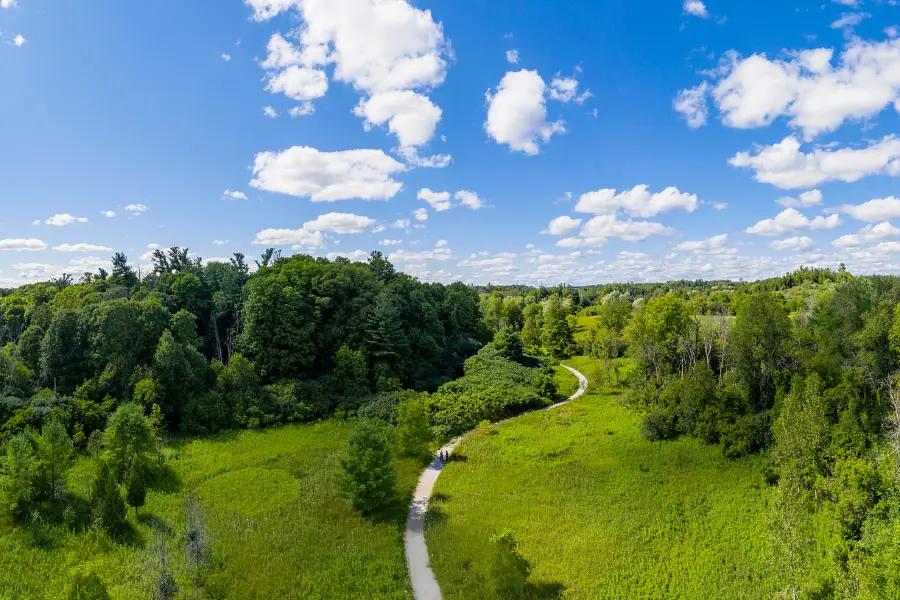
[673,83,709,128]
[223,190,249,200]
[413,208,428,222]
[574,185,698,217]
[101,211,116,218]
[379,239,403,246]
[0,239,47,251]
[302,212,377,233]
[389,249,455,262]
[263,106,280,118]
[250,146,406,201]
[394,146,452,168]
[672,234,729,253]
[506,49,519,64]
[45,214,88,227]
[835,196,900,222]
[542,216,583,236]
[253,0,450,147]
[832,222,900,247]
[556,215,673,246]
[53,243,113,252]
[485,70,565,155]
[455,190,483,210]
[729,136,900,189]
[683,0,708,18]
[770,236,815,251]
[12,34,25,47]
[676,38,900,139]
[125,204,149,213]
[745,208,842,236]
[393,218,411,231]
[289,102,316,117]
[831,12,869,30]
[418,188,452,211]
[327,250,370,262]
[435,239,448,248]
[252,228,326,248]
[778,189,822,208]
[548,75,592,104]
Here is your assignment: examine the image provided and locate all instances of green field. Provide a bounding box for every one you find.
[573,315,599,341]
[0,422,422,600]
[425,358,791,600]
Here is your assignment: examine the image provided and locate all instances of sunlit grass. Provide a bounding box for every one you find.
[0,421,420,600]
[425,357,785,600]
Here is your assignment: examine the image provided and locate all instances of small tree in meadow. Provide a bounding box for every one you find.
[489,530,531,597]
[125,461,148,518]
[36,420,74,500]
[394,399,431,458]
[641,409,677,442]
[339,420,396,515]
[103,402,156,481]
[91,461,126,534]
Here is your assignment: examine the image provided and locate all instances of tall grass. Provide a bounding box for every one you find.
[425,357,803,600]
[0,421,421,600]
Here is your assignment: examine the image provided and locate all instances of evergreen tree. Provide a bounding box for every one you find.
[91,461,126,534]
[103,403,156,481]
[339,420,396,515]
[125,461,147,518]
[36,420,74,500]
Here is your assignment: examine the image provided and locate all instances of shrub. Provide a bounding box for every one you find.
[488,530,531,597]
[339,420,396,515]
[394,400,432,458]
[720,411,772,459]
[91,461,126,534]
[490,327,525,363]
[641,409,677,442]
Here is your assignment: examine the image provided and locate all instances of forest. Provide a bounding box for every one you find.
[0,252,898,598]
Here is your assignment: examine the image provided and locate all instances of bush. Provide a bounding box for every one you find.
[720,411,772,459]
[91,461,126,534]
[490,327,525,363]
[640,409,677,442]
[394,399,432,458]
[339,420,396,515]
[488,530,531,597]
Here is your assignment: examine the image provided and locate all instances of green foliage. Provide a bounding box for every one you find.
[125,460,147,516]
[640,408,677,442]
[488,327,525,363]
[64,564,110,600]
[488,530,531,597]
[730,293,791,409]
[394,399,431,457]
[0,430,38,517]
[339,420,397,515]
[90,461,126,534]
[102,403,155,481]
[541,296,575,359]
[35,420,73,500]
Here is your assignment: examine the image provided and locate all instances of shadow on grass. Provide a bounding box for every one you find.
[449,453,468,463]
[147,462,183,494]
[424,504,447,528]
[137,513,172,537]
[525,581,566,599]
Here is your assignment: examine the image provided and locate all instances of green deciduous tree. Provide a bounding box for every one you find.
[339,420,396,515]
[730,293,791,409]
[125,461,147,518]
[394,399,431,457]
[103,403,156,481]
[541,296,575,359]
[91,461,126,534]
[488,530,531,597]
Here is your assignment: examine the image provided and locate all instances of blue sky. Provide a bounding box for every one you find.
[3,0,900,286]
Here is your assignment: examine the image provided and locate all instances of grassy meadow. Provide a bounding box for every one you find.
[425,358,810,600]
[0,421,423,600]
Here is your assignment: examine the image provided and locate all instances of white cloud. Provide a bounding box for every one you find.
[253,228,326,247]
[673,83,709,128]
[53,243,113,252]
[683,0,708,18]
[418,188,452,211]
[263,106,280,119]
[395,147,452,168]
[745,208,842,236]
[672,234,729,253]
[435,239,448,248]
[125,204,149,213]
[832,222,900,247]
[833,0,859,6]
[31,220,40,226]
[542,216,583,236]
[253,0,449,146]
[413,208,428,222]
[389,249,455,262]
[250,146,406,201]
[302,212,376,233]
[223,189,249,200]
[45,214,88,227]
[455,190,483,210]
[835,196,900,222]
[393,218,411,231]
[713,202,728,210]
[549,75,591,104]
[770,236,815,251]
[0,239,46,251]
[147,243,160,249]
[379,239,403,246]
[213,240,228,245]
[354,91,442,148]
[485,70,565,155]
[831,12,869,30]
[12,34,25,47]
[266,66,329,101]
[576,214,673,243]
[101,210,116,218]
[778,189,822,208]
[679,38,900,139]
[327,250,370,262]
[289,102,316,117]
[574,185,698,217]
[729,136,900,189]
[506,49,519,64]
[1,0,18,8]
[221,53,232,61]
[886,25,900,39]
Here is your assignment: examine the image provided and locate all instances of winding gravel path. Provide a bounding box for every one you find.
[404,365,589,600]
